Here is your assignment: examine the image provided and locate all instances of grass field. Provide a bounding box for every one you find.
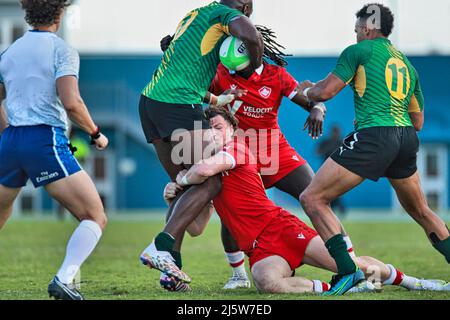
[0,216,449,300]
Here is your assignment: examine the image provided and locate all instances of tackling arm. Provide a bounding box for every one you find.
[229,16,264,69]
[177,152,235,187]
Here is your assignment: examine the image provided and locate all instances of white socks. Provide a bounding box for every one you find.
[344,235,356,258]
[56,220,103,285]
[312,280,331,293]
[225,251,247,278]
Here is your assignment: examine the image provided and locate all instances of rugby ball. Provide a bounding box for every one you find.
[219,36,251,71]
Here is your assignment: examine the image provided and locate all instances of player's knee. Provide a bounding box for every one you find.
[252,269,280,294]
[93,213,108,230]
[255,279,281,294]
[406,203,432,221]
[300,190,319,214]
[81,211,107,230]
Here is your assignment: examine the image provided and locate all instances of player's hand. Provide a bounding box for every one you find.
[160,35,173,52]
[163,182,183,204]
[176,169,189,186]
[304,103,326,140]
[93,133,109,150]
[211,90,247,107]
[297,80,314,95]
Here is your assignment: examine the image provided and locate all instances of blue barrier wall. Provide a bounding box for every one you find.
[78,55,450,209]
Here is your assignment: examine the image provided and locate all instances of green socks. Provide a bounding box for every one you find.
[154,233,183,269]
[325,234,358,275]
[171,251,183,269]
[155,232,175,252]
[433,236,450,264]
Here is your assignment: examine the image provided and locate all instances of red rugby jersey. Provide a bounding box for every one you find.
[213,138,283,253]
[210,62,299,131]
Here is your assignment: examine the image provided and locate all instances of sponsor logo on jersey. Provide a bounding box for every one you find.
[230,84,238,90]
[259,86,272,99]
[292,155,300,162]
[241,105,274,119]
[297,233,306,240]
[36,171,59,184]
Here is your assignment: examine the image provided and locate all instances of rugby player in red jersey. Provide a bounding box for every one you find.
[163,107,449,294]
[206,26,351,289]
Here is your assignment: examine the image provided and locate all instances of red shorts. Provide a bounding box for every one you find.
[247,210,318,271]
[258,136,306,188]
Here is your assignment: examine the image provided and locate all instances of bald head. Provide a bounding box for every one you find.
[221,0,253,17]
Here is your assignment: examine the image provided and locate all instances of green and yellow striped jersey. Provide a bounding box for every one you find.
[333,38,424,130]
[142,1,243,105]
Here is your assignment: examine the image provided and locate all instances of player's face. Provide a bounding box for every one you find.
[355,18,369,43]
[210,115,234,149]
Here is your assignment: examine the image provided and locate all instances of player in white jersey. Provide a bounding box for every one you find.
[0,0,108,300]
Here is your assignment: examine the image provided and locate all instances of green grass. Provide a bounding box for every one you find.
[0,218,449,300]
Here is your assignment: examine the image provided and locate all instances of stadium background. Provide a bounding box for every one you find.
[1,0,449,218]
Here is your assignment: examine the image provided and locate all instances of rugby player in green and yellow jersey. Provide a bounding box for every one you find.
[139,1,264,286]
[298,3,450,296]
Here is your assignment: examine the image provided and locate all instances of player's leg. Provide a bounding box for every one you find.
[221,224,251,289]
[251,256,317,294]
[142,129,222,282]
[44,170,106,300]
[0,185,21,229]
[387,127,450,264]
[45,171,106,280]
[390,172,450,263]
[303,235,449,292]
[153,139,213,251]
[300,159,363,264]
[252,255,334,294]
[274,163,356,257]
[303,236,389,280]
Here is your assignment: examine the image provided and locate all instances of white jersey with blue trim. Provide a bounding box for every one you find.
[0,30,79,130]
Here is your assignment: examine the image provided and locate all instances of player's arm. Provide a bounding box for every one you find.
[408,70,425,132]
[176,152,235,187]
[0,83,7,133]
[300,74,347,102]
[291,89,327,139]
[298,44,367,103]
[57,76,108,150]
[228,16,264,69]
[280,69,327,139]
[204,90,247,107]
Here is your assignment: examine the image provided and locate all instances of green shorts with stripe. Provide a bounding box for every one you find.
[330,126,419,181]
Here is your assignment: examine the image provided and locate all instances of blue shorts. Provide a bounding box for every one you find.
[0,125,82,188]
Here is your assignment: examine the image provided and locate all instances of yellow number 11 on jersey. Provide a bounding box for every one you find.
[385,58,411,100]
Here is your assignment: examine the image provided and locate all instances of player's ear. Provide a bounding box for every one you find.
[243,4,252,17]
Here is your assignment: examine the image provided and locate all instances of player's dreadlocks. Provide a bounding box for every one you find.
[256,25,292,67]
